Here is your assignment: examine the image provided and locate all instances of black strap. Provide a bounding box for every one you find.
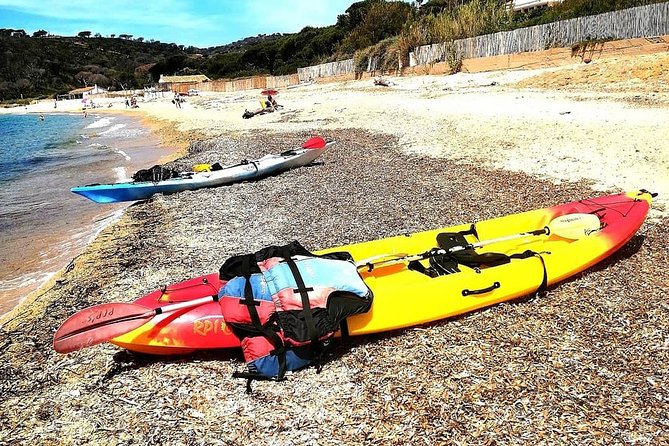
[282,247,327,372]
[339,319,350,338]
[237,254,287,382]
[282,247,321,348]
[533,252,549,297]
[232,371,277,394]
[509,250,549,297]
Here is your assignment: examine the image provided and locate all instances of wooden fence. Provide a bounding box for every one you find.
[297,59,356,83]
[412,2,669,65]
[295,56,395,82]
[170,74,299,94]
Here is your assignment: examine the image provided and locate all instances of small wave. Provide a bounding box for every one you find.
[98,123,127,136]
[115,149,131,161]
[113,166,130,182]
[0,271,56,293]
[86,117,113,129]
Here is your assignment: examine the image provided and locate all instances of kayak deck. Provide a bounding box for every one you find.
[110,190,653,355]
[72,141,329,203]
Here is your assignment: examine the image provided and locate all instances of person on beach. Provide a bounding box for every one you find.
[267,95,283,110]
[266,95,277,110]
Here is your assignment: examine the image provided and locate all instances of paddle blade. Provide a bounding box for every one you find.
[549,213,601,239]
[53,302,154,353]
[302,136,326,149]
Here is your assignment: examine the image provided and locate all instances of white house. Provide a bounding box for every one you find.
[66,84,108,99]
[511,0,564,13]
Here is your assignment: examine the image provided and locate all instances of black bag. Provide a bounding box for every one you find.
[132,165,181,182]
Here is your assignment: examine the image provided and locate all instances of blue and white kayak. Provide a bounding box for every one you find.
[72,137,331,204]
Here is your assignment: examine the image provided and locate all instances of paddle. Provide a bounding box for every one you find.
[355,213,601,270]
[53,295,219,354]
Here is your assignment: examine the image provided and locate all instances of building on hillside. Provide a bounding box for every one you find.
[61,84,108,100]
[510,0,564,13]
[158,74,210,93]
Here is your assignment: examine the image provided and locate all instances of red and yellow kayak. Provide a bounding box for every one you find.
[111,190,654,355]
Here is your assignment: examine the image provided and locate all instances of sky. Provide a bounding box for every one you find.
[0,0,375,48]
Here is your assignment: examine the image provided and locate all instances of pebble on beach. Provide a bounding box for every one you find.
[1,52,669,444]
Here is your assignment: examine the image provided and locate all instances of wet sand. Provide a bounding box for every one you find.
[0,114,185,316]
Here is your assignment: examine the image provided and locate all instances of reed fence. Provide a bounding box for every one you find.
[412,2,669,65]
[173,3,669,89]
[297,60,356,83]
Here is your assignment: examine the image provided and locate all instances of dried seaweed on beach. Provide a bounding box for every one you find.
[1,126,667,446]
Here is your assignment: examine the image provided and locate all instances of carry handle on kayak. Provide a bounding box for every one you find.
[356,213,601,270]
[462,281,501,296]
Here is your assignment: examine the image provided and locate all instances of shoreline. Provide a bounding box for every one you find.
[1,54,668,444]
[0,110,196,321]
[3,52,668,322]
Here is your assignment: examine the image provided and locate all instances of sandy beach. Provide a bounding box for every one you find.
[13,52,667,218]
[1,51,668,445]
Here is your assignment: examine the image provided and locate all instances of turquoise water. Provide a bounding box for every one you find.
[1,114,88,181]
[0,112,167,316]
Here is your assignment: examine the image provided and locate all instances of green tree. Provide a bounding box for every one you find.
[337,1,412,55]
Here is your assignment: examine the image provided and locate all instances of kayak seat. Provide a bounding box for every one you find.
[436,233,511,268]
[409,232,512,278]
[408,251,460,278]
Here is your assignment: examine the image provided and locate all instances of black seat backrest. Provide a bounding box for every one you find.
[436,233,510,268]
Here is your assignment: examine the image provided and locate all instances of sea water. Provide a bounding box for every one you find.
[0,112,170,317]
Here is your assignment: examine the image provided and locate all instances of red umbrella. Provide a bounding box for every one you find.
[261,89,278,96]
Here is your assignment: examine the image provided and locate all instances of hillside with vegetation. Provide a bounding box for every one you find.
[0,0,664,101]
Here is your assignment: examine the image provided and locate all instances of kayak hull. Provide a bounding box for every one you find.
[111,190,653,355]
[72,145,327,203]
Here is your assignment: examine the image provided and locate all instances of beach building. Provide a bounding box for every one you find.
[158,74,210,94]
[60,84,108,100]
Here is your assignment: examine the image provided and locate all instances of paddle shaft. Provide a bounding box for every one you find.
[366,228,548,267]
[151,295,219,315]
[356,213,600,269]
[455,228,547,252]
